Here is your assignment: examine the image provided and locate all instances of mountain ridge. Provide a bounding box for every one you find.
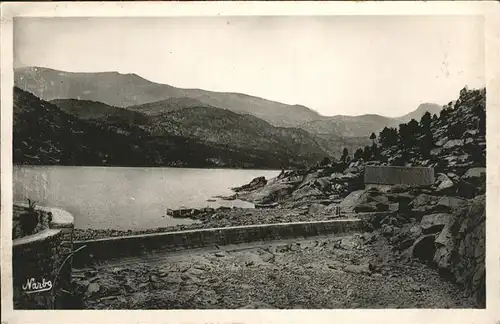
[15,66,443,135]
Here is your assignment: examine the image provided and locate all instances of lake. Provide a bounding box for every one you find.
[13,166,280,230]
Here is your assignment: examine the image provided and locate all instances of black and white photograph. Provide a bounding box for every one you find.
[1,2,499,321]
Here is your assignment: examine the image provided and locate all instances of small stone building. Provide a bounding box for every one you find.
[364,165,435,191]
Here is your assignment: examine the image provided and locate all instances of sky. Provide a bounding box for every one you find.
[14,16,485,117]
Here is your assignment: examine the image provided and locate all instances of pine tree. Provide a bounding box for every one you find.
[420,111,432,133]
[379,127,398,148]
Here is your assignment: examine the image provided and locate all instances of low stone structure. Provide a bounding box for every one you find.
[364,165,435,191]
[73,218,371,267]
[12,204,75,309]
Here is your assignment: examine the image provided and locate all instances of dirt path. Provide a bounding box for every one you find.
[72,233,475,309]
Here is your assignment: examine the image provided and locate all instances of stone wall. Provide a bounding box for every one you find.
[12,206,75,309]
[73,219,366,267]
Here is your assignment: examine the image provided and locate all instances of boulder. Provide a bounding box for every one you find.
[341,172,359,181]
[315,177,332,192]
[446,172,459,179]
[308,203,327,214]
[443,139,464,149]
[354,203,378,213]
[435,137,448,147]
[462,167,486,180]
[430,148,442,156]
[231,176,267,192]
[463,129,478,137]
[381,224,396,236]
[338,190,366,212]
[239,182,295,204]
[366,193,389,204]
[410,194,438,208]
[433,223,455,270]
[329,173,344,180]
[290,185,325,202]
[86,283,101,297]
[435,173,455,192]
[435,196,465,212]
[344,167,360,174]
[409,194,439,216]
[420,213,453,234]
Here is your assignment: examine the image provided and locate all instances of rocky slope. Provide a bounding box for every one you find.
[225,86,486,307]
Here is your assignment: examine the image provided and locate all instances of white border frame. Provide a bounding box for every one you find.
[1,2,499,324]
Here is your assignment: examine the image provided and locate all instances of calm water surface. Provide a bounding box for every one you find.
[13,166,280,230]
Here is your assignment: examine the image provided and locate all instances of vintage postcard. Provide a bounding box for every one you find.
[1,1,499,324]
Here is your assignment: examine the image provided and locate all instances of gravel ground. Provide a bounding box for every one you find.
[71,233,475,309]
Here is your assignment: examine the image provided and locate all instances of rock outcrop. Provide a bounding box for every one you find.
[214,87,488,307]
[366,186,485,307]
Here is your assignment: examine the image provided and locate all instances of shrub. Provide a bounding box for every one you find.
[320,157,331,166]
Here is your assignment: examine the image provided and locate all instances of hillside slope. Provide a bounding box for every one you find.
[14,87,147,166]
[15,66,323,128]
[145,105,327,160]
[20,91,329,168]
[51,97,361,161]
[396,103,443,124]
[299,102,444,138]
[50,99,150,125]
[299,114,399,138]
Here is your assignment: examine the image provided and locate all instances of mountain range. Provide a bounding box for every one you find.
[13,66,445,168]
[15,66,443,137]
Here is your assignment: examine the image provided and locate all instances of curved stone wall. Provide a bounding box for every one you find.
[73,219,367,267]
[12,205,75,309]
